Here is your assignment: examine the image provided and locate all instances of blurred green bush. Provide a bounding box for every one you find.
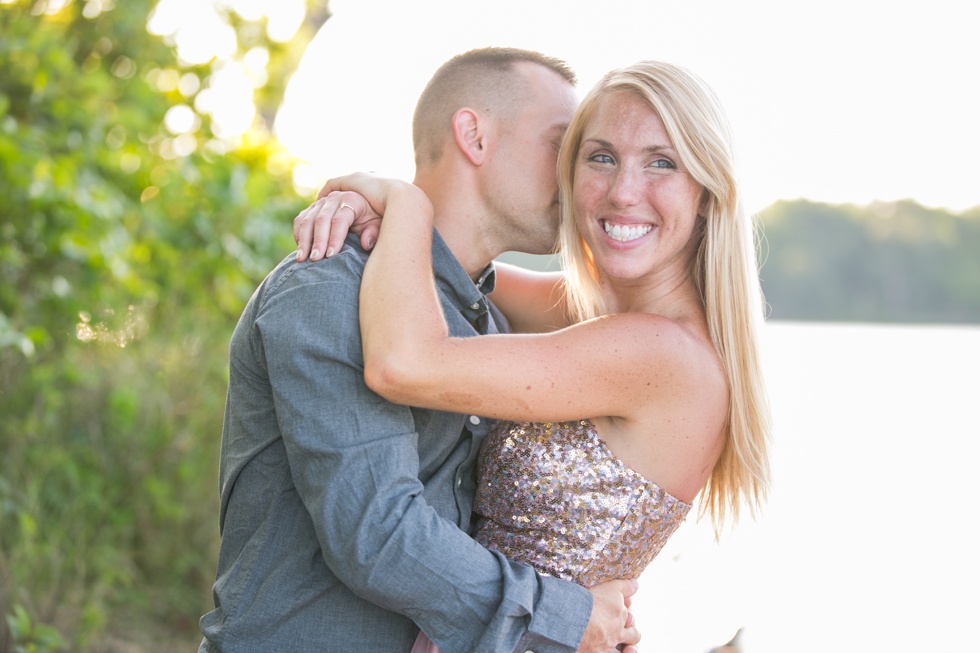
[0,0,325,649]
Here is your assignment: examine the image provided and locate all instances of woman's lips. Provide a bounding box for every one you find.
[602,220,653,243]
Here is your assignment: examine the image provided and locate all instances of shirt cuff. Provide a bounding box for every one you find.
[517,575,592,653]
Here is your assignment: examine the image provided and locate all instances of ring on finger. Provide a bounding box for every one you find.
[338,202,355,217]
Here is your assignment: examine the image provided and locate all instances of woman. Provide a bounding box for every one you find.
[307,60,770,650]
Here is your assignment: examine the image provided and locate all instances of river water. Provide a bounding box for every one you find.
[635,321,980,653]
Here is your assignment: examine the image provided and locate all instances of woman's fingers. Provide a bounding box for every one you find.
[294,191,381,261]
[293,200,320,261]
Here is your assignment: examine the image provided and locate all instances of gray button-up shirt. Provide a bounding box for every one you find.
[199,231,591,653]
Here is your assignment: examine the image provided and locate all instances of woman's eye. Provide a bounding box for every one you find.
[588,153,614,164]
[651,158,676,169]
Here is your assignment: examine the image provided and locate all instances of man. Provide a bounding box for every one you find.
[200,48,639,653]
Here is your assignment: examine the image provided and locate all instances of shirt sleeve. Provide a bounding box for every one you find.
[253,260,592,653]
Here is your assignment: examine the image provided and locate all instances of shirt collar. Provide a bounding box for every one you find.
[431,228,496,324]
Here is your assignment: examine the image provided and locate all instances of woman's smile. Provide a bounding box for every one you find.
[602,219,654,243]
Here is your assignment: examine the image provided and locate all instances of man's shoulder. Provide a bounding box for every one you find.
[233,244,369,338]
[255,244,367,298]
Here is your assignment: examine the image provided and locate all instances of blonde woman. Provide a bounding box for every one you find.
[303,60,771,652]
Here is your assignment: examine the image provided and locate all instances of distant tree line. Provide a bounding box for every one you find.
[501,199,980,325]
[758,200,980,324]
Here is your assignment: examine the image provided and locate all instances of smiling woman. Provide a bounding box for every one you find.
[569,89,706,290]
[305,58,771,653]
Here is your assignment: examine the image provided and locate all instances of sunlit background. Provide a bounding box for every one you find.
[149,0,980,215]
[4,1,978,651]
[147,0,980,649]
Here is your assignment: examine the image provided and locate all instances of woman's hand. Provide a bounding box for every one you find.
[294,173,419,261]
[293,190,381,262]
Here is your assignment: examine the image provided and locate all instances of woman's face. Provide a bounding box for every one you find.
[572,90,704,287]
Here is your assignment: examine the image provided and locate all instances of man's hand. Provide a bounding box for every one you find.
[578,579,641,653]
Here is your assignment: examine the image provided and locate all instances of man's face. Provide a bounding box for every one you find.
[484,63,578,255]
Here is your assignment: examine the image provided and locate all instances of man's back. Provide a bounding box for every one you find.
[200,236,500,652]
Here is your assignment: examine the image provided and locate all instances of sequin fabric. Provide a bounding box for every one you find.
[473,419,692,587]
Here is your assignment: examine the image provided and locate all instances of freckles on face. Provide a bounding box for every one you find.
[571,172,608,234]
[570,91,704,274]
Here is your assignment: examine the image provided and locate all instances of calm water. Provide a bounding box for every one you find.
[634,321,980,653]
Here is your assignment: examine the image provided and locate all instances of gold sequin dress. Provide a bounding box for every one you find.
[409,419,692,653]
[473,419,692,587]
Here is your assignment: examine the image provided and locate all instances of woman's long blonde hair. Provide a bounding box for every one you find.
[557,61,771,533]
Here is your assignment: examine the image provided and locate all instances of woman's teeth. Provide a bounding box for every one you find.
[604,222,653,242]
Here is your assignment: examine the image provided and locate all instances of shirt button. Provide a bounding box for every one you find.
[456,478,462,488]
[469,415,481,425]
[470,302,480,310]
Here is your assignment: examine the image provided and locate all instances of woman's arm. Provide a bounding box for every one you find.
[291,184,570,334]
[368,308,710,424]
[322,175,713,426]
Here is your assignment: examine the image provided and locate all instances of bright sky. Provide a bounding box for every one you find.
[273,0,980,215]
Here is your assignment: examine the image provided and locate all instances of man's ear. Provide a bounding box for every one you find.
[451,108,487,166]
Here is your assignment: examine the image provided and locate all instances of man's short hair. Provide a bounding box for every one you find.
[412,47,576,167]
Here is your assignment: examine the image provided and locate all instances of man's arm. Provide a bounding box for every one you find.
[256,258,600,653]
[490,262,570,334]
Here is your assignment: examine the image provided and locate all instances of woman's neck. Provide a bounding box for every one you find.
[599,270,702,323]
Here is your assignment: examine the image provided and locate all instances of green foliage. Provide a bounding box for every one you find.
[759,199,980,323]
[0,0,321,649]
[6,604,67,653]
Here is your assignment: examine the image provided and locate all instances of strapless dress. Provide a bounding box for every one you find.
[473,419,691,586]
[410,419,691,653]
